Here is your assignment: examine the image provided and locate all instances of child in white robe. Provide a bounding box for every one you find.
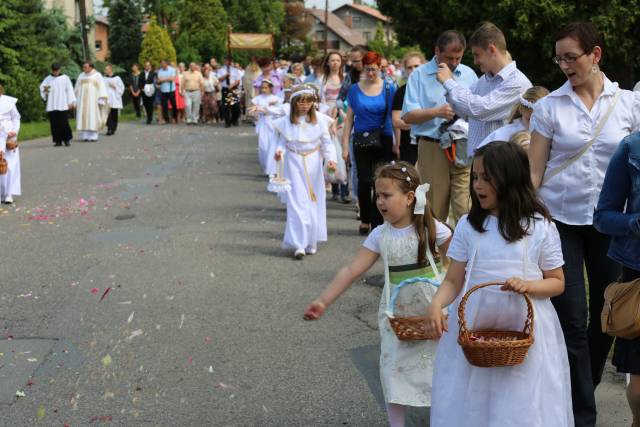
[248,80,281,177]
[273,87,337,259]
[0,84,21,204]
[304,161,452,426]
[425,141,573,427]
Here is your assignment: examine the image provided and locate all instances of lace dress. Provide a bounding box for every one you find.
[364,222,450,406]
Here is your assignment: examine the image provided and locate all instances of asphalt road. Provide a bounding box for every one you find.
[0,121,631,426]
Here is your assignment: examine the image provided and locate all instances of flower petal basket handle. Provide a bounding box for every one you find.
[457,282,534,368]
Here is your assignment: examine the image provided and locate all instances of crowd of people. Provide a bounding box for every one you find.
[0,18,639,427]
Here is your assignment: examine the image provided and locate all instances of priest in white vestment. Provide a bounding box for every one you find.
[104,64,125,135]
[40,63,76,146]
[0,84,21,204]
[75,62,108,141]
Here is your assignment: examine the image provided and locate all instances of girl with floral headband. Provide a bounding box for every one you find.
[304,161,452,426]
[273,86,338,259]
[248,79,282,177]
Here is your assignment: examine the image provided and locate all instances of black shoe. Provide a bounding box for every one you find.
[225,123,231,128]
[358,224,371,235]
[106,131,114,136]
[54,142,62,147]
[64,140,71,146]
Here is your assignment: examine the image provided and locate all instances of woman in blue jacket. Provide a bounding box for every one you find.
[594,132,640,427]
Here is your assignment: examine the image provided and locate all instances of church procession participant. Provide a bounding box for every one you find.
[104,64,125,136]
[74,62,109,142]
[39,63,76,147]
[129,63,143,119]
[436,22,532,157]
[140,61,156,125]
[0,83,21,205]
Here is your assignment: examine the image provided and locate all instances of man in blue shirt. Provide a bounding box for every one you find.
[156,59,177,124]
[402,30,478,224]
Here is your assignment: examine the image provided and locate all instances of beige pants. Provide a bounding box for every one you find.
[417,140,470,225]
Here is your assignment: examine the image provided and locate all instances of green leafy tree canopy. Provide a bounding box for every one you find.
[139,18,177,67]
[108,0,143,67]
[177,0,228,63]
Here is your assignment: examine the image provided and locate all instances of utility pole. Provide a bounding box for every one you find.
[77,0,91,62]
[323,0,329,55]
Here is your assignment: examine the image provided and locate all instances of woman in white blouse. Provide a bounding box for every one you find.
[529,22,640,427]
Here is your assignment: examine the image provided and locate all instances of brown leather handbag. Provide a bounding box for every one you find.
[601,278,640,339]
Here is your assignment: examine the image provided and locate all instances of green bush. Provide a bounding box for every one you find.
[139,19,177,67]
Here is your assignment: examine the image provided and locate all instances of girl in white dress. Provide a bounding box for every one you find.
[248,80,281,176]
[0,84,21,205]
[425,141,573,427]
[304,162,452,426]
[273,87,337,259]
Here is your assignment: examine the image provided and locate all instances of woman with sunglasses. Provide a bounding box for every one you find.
[529,22,640,427]
[342,51,397,235]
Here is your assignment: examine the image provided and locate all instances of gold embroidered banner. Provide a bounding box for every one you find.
[229,33,273,50]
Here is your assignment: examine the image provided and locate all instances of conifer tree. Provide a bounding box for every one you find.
[138,19,177,67]
[108,0,143,67]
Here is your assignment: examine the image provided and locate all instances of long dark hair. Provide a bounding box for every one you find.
[468,141,551,242]
[322,51,343,85]
[375,161,438,264]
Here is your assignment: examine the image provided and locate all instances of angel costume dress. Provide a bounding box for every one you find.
[75,69,109,141]
[0,94,21,202]
[251,93,281,176]
[430,215,573,427]
[272,112,336,253]
[363,221,451,406]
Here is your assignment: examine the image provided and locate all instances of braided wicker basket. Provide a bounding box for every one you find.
[457,282,534,367]
[5,140,17,151]
[0,153,7,175]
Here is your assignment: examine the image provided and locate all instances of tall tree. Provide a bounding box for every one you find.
[177,0,228,62]
[138,19,177,66]
[377,0,640,89]
[108,0,143,67]
[281,0,313,46]
[222,0,285,35]
[0,0,78,121]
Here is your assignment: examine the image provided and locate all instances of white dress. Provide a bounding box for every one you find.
[251,94,281,175]
[272,114,337,251]
[0,95,21,199]
[363,222,451,406]
[478,119,526,149]
[431,215,573,426]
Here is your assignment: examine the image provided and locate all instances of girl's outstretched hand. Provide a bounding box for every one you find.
[424,303,448,338]
[501,277,531,294]
[303,300,326,320]
[274,150,283,161]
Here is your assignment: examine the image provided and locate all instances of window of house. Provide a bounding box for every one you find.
[95,40,102,51]
[352,16,361,22]
[315,30,325,40]
[363,32,371,41]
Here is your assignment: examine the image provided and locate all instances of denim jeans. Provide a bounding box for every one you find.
[553,221,621,427]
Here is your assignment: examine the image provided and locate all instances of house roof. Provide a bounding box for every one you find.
[95,15,109,26]
[332,3,391,23]
[307,8,366,48]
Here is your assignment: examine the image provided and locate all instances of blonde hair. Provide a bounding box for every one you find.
[289,88,317,125]
[470,22,508,52]
[402,51,425,69]
[510,131,531,148]
[508,86,550,123]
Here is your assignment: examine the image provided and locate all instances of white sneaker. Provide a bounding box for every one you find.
[3,195,13,204]
[306,247,317,255]
[294,249,305,260]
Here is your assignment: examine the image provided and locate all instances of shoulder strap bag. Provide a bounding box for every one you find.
[353,82,390,150]
[542,89,621,186]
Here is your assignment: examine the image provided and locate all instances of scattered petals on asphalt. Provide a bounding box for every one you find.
[90,288,99,295]
[102,354,112,368]
[127,329,143,340]
[37,405,45,418]
[98,287,112,302]
[127,311,135,323]
[208,366,214,373]
[179,313,185,329]
[15,390,25,398]
[204,336,212,343]
[215,382,229,389]
[89,415,113,423]
[187,356,193,365]
[117,301,132,305]
[27,358,38,362]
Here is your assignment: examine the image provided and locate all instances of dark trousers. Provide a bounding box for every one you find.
[553,221,621,427]
[47,110,72,143]
[131,94,142,118]
[221,88,240,126]
[400,141,418,165]
[142,94,154,124]
[353,134,394,227]
[106,108,119,133]
[161,91,178,123]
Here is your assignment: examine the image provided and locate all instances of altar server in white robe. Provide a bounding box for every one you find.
[40,63,76,146]
[104,64,125,136]
[0,84,21,204]
[273,87,337,259]
[75,62,109,141]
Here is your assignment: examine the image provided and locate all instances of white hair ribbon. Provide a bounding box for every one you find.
[290,89,316,101]
[413,183,430,215]
[519,96,535,110]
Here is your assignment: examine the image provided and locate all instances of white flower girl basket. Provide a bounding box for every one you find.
[267,157,291,193]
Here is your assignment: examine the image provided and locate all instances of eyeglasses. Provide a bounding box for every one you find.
[364,67,380,73]
[552,52,587,64]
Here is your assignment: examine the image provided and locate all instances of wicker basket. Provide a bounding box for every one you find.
[0,153,7,175]
[5,140,17,151]
[387,276,442,341]
[457,282,534,367]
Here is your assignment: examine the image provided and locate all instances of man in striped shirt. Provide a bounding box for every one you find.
[437,22,532,156]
